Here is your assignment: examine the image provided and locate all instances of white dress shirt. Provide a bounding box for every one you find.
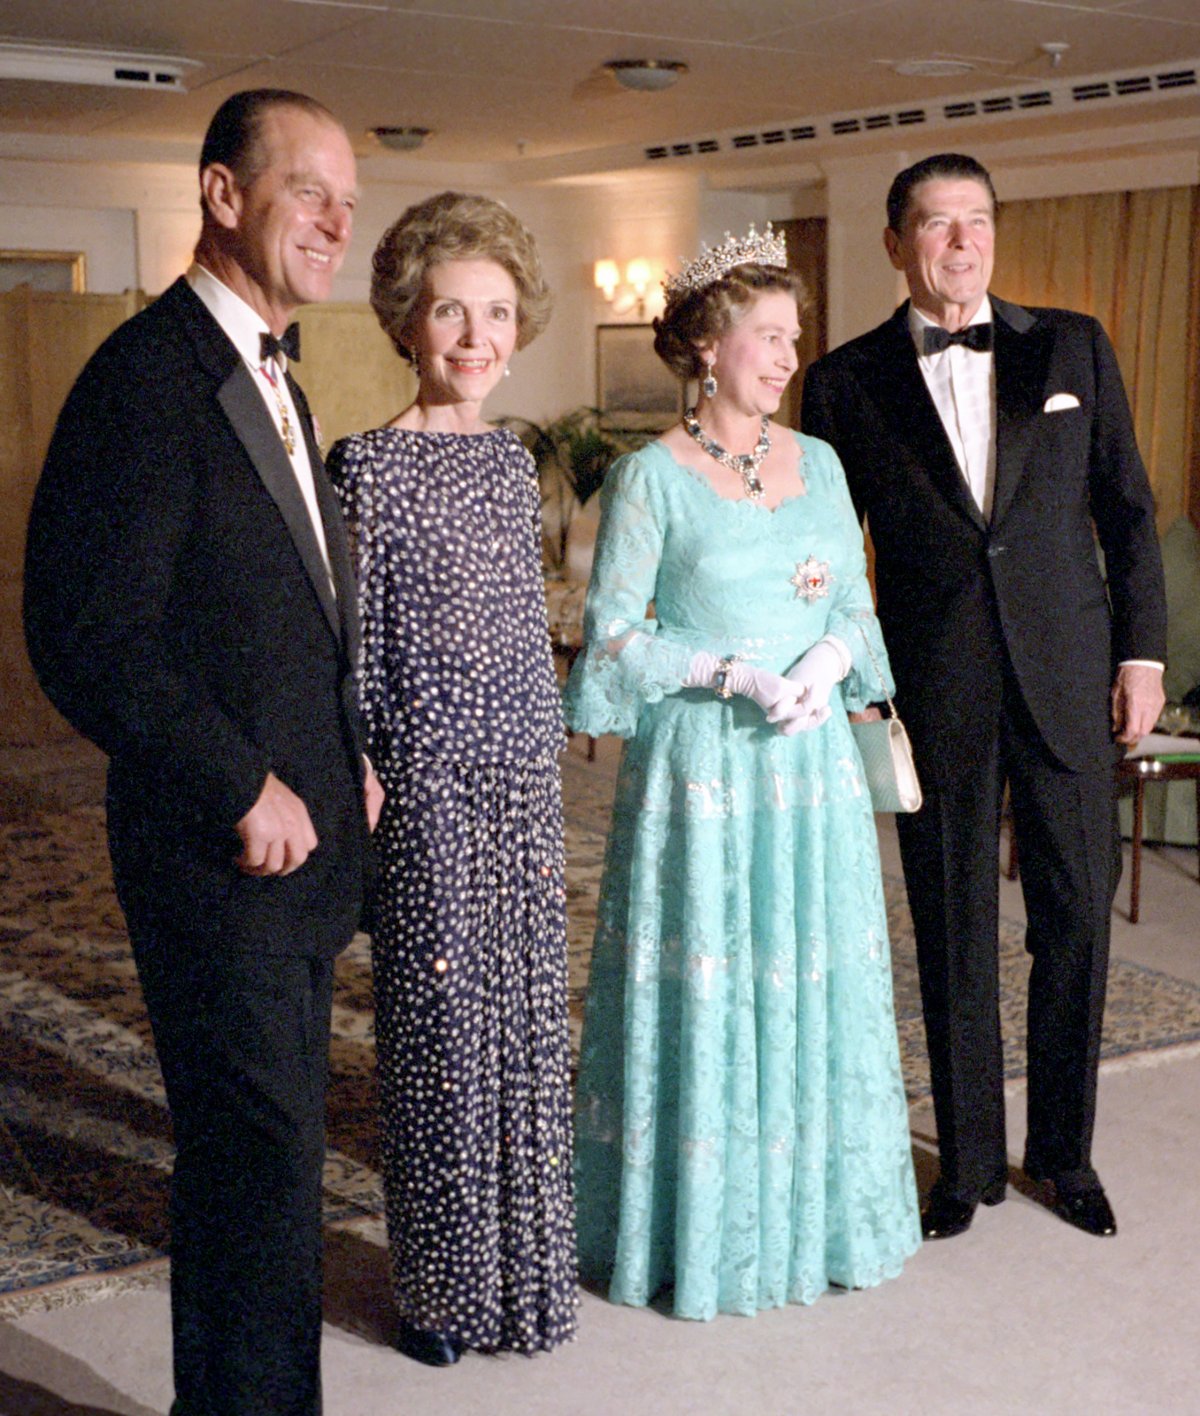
[187,264,334,588]
[908,297,996,520]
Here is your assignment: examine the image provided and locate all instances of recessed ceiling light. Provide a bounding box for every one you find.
[604,60,689,93]
[369,126,432,151]
[893,59,977,78]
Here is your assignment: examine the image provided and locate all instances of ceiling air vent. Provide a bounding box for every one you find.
[0,41,195,90]
[638,59,1198,165]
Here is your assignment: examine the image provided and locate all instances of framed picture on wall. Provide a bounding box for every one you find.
[0,250,87,294]
[596,322,685,430]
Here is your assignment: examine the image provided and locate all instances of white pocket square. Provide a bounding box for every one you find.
[1043,392,1080,412]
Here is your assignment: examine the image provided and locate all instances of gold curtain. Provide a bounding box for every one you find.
[990,186,1198,530]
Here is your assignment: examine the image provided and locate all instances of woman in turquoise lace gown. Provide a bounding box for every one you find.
[565,229,920,1321]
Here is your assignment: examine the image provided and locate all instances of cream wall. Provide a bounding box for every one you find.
[0,153,761,426]
[1,128,1197,425]
[0,203,138,292]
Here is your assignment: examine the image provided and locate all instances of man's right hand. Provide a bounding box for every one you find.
[235,772,318,877]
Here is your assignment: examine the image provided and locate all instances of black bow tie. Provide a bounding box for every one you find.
[260,324,301,364]
[922,323,992,355]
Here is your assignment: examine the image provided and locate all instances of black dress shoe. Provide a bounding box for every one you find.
[394,1320,464,1367]
[1046,1185,1117,1237]
[921,1188,976,1240]
[920,1176,1006,1240]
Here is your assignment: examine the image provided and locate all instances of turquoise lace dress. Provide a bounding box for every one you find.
[564,433,920,1320]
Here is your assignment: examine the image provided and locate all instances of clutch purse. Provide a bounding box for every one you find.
[850,628,923,814]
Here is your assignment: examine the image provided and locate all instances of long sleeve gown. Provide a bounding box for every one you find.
[329,425,577,1353]
[564,432,921,1320]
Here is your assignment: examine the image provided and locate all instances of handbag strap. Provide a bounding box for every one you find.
[855,624,899,721]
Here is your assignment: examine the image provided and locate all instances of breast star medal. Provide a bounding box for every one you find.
[790,554,833,601]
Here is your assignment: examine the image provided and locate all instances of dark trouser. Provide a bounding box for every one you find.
[897,674,1121,1203]
[130,927,335,1416]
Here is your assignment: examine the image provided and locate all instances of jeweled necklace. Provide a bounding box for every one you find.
[682,408,770,501]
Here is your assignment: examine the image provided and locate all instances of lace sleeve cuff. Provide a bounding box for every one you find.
[563,627,697,738]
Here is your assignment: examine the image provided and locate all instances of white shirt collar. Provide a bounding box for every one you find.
[907,295,993,359]
[187,263,283,372]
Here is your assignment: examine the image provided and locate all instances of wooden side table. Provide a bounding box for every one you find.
[1116,755,1200,924]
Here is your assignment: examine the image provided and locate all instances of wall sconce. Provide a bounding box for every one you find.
[594,259,620,301]
[594,258,654,318]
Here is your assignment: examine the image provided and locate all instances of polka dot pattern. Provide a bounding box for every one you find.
[330,428,564,768]
[328,427,577,1353]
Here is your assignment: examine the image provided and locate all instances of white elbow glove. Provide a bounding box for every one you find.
[683,651,802,722]
[778,637,850,735]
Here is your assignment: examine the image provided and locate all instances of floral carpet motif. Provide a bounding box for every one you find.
[3,754,1200,1316]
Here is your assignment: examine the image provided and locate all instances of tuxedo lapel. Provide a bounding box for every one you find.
[871,309,988,532]
[292,374,360,664]
[216,367,343,645]
[164,281,343,647]
[990,298,1052,528]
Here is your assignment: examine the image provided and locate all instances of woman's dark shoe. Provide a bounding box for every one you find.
[394,1319,464,1367]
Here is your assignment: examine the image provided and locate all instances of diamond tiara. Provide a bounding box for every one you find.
[662,223,789,305]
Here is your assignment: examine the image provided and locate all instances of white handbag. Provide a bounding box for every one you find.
[850,629,923,814]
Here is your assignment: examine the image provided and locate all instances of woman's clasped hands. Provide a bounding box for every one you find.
[685,640,848,735]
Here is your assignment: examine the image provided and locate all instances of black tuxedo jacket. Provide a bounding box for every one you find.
[801,296,1167,777]
[25,277,371,956]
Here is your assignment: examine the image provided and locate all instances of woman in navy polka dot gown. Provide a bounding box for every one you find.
[327,192,576,1366]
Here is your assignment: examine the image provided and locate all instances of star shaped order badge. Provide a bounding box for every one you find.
[790,554,834,601]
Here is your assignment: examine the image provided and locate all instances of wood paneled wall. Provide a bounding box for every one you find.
[1,287,145,745]
[294,301,416,450]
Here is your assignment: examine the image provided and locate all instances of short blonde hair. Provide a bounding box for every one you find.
[653,263,807,381]
[370,191,553,361]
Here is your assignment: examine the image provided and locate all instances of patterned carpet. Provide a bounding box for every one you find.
[3,751,1200,1317]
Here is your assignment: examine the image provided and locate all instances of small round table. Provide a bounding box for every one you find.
[1116,755,1200,924]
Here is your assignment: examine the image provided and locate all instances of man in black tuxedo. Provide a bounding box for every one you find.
[24,90,382,1414]
[802,153,1166,1243]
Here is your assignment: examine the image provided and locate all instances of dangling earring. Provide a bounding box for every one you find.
[410,351,421,377]
[503,364,511,378]
[702,361,718,399]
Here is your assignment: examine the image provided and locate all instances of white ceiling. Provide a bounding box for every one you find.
[0,0,1198,180]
